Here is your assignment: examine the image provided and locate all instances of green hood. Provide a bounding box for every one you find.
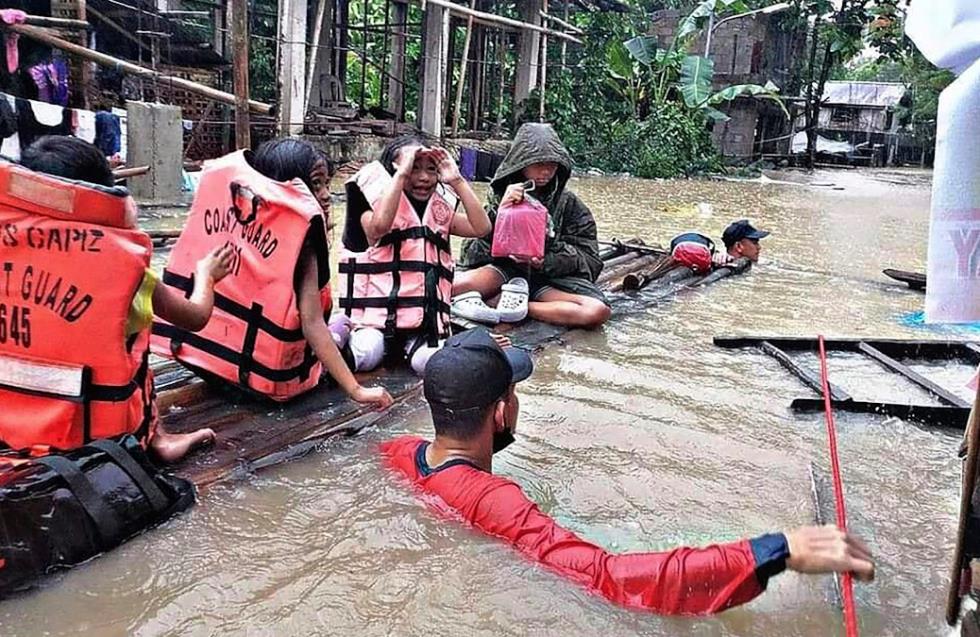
[490,123,573,205]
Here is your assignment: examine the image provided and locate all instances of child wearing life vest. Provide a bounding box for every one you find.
[247,139,393,408]
[152,138,393,410]
[339,135,492,375]
[15,135,227,463]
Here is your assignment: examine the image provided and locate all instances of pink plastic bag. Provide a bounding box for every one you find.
[491,196,548,260]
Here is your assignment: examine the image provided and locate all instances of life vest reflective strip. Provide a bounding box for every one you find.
[0,160,154,452]
[150,150,331,401]
[337,161,455,346]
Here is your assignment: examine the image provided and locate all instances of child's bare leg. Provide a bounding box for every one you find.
[150,427,216,464]
[452,265,506,298]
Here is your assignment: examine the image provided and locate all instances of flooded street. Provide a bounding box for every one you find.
[1,169,969,636]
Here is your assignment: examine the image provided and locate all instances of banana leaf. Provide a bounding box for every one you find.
[708,81,790,118]
[679,55,715,108]
[676,0,749,41]
[623,35,658,66]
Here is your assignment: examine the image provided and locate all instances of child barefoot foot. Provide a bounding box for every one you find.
[150,427,216,464]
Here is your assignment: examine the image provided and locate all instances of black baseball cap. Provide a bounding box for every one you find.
[424,329,533,424]
[722,219,770,249]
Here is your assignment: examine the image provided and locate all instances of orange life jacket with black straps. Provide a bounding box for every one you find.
[0,160,155,452]
[338,161,455,347]
[151,150,331,401]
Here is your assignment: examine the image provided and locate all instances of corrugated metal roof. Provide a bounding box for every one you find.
[822,81,907,108]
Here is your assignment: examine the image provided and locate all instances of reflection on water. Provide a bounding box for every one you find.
[1,169,966,636]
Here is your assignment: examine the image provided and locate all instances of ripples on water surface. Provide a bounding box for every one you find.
[1,169,968,636]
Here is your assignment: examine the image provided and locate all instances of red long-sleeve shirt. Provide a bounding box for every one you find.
[381,436,790,616]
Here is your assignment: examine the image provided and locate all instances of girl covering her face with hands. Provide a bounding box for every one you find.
[339,136,491,376]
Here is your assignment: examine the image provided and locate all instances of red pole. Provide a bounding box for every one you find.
[817,335,859,637]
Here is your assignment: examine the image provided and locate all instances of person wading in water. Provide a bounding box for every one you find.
[382,328,876,615]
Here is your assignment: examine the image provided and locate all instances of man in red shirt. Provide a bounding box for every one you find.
[381,329,875,616]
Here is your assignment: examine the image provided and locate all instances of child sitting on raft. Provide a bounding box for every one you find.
[151,138,393,411]
[453,123,611,330]
[18,135,228,462]
[338,135,492,375]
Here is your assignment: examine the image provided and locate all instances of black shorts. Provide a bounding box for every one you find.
[484,259,609,305]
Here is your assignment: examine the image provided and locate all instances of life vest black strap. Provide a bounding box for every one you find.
[85,438,169,513]
[385,236,403,341]
[152,322,318,383]
[337,297,451,313]
[377,225,452,253]
[34,454,122,548]
[162,270,305,343]
[337,259,454,281]
[344,257,356,319]
[238,302,263,386]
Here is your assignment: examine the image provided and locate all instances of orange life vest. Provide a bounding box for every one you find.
[0,160,155,452]
[338,161,455,346]
[151,150,331,401]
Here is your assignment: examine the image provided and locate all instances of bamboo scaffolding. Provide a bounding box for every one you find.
[418,0,582,44]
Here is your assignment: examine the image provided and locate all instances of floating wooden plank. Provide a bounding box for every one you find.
[790,398,968,429]
[857,341,969,408]
[883,268,926,291]
[714,336,980,361]
[946,382,980,625]
[759,341,852,402]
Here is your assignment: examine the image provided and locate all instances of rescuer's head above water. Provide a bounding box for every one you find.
[722,219,770,263]
[423,328,533,470]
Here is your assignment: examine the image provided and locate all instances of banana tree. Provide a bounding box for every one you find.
[618,0,789,122]
[678,55,790,122]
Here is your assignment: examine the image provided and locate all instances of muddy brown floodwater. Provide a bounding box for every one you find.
[1,168,971,636]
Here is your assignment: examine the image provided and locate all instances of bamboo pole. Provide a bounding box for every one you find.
[451,0,476,136]
[22,14,90,29]
[539,9,582,34]
[418,0,582,44]
[947,377,980,625]
[539,0,548,122]
[113,165,150,179]
[560,0,569,68]
[305,0,330,112]
[88,7,152,53]
[230,0,253,147]
[0,22,273,115]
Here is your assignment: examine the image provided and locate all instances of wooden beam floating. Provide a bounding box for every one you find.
[0,22,273,115]
[760,340,852,402]
[790,398,968,429]
[714,335,980,361]
[857,341,970,408]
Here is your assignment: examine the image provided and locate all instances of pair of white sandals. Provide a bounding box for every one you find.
[451,278,529,325]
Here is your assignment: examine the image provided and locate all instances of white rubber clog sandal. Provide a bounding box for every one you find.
[497,278,529,323]
[451,291,500,325]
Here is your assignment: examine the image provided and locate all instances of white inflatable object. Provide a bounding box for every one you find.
[907,1,980,323]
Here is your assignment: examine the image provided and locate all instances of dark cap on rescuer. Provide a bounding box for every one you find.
[722,219,770,249]
[424,328,533,424]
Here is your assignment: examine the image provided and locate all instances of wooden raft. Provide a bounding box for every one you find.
[160,242,752,487]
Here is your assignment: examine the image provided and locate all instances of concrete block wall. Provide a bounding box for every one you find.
[126,102,183,203]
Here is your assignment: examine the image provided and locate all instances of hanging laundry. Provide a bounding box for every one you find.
[51,58,69,106]
[0,93,15,140]
[460,147,478,181]
[0,10,26,74]
[1,94,18,159]
[73,108,96,143]
[95,110,121,157]
[28,61,69,106]
[112,107,128,162]
[15,98,71,149]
